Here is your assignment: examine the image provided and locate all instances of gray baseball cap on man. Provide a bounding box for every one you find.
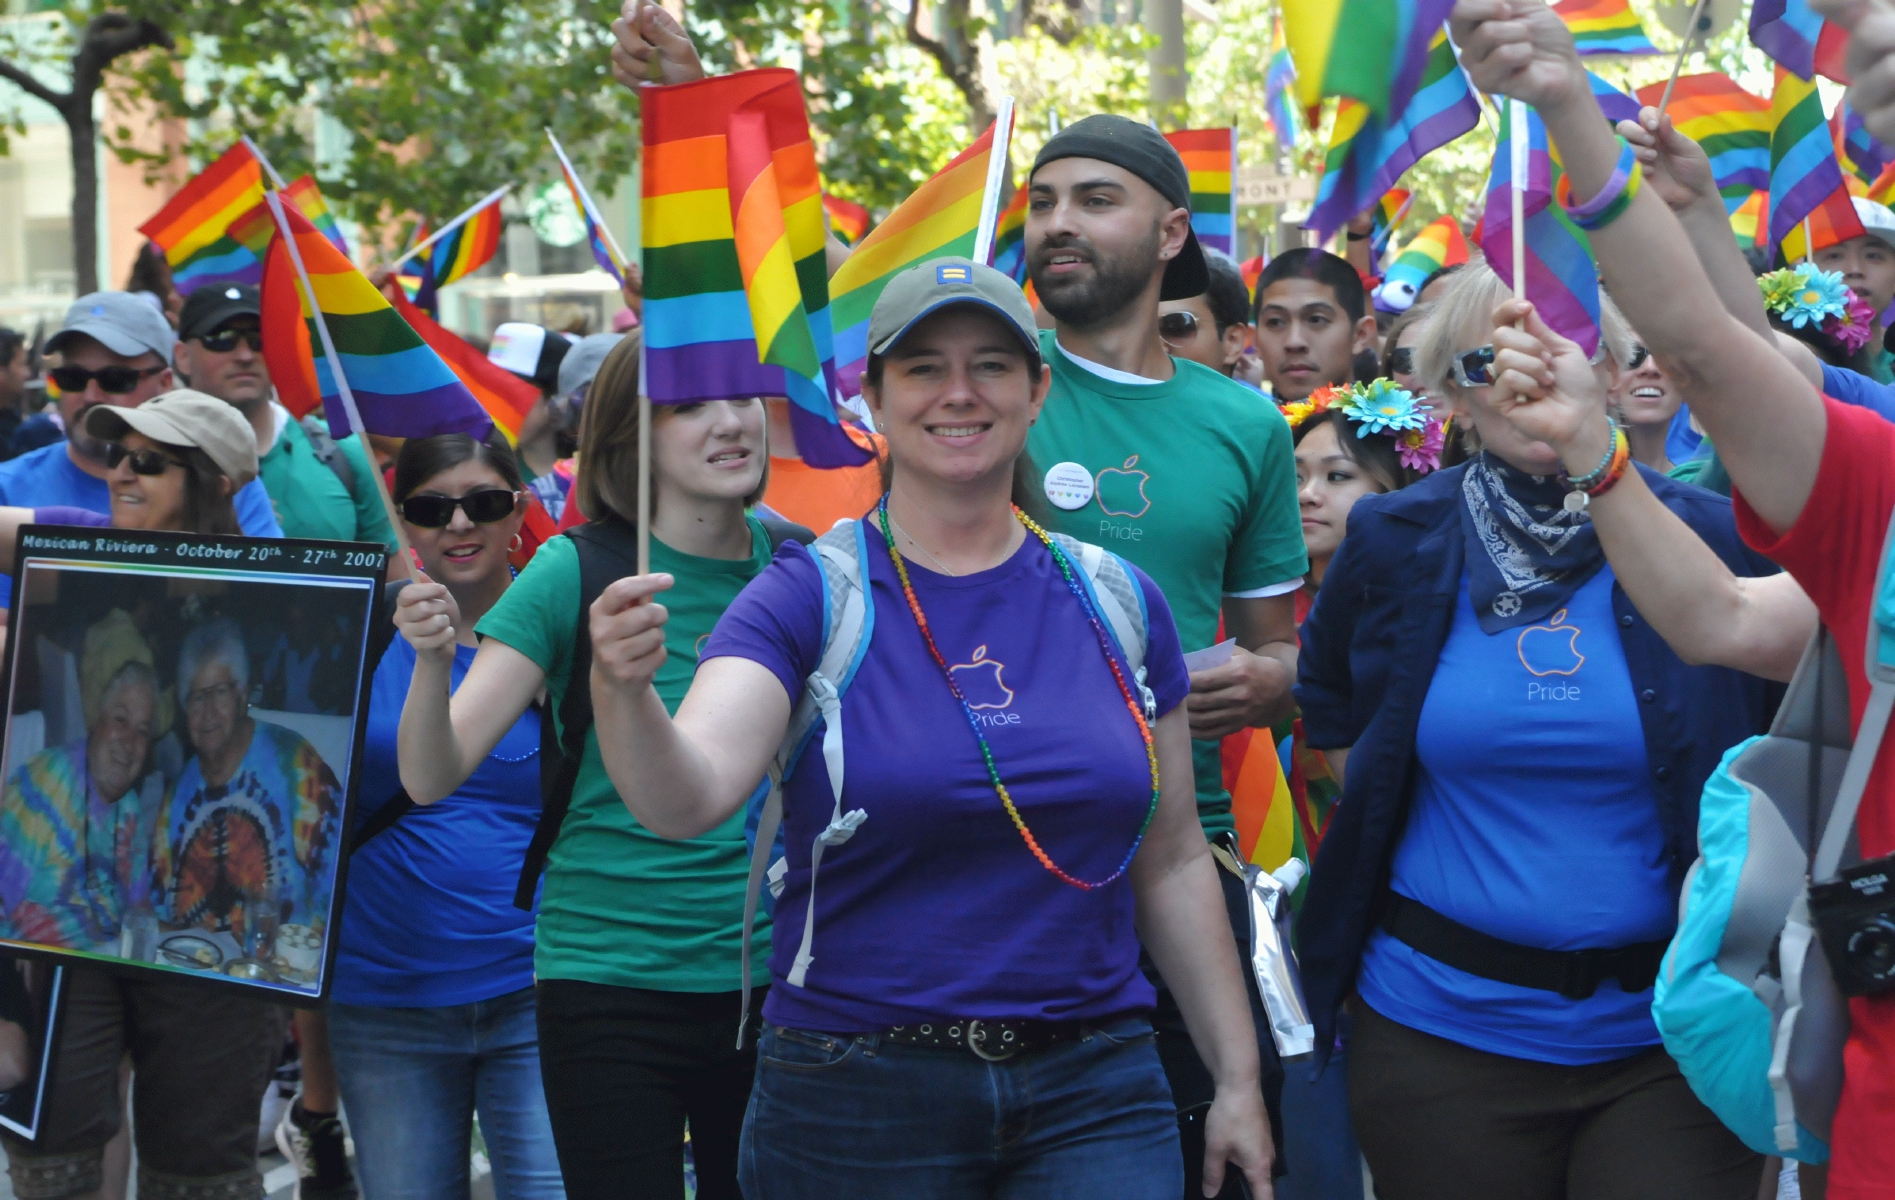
[868,258,1040,362]
[1030,114,1210,302]
[47,292,178,365]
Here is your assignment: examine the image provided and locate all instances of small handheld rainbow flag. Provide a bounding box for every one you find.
[1480,101,1601,357]
[1635,73,1772,210]
[1751,0,1849,83]
[822,193,872,245]
[1832,103,1890,187]
[1870,162,1895,207]
[1553,0,1660,55]
[1240,254,1266,303]
[1730,190,1768,248]
[1305,27,1480,242]
[1589,71,1643,127]
[1283,0,1459,119]
[398,187,508,313]
[1162,128,1237,256]
[1768,66,1865,256]
[1265,16,1299,148]
[138,140,269,295]
[281,176,350,258]
[548,130,629,286]
[248,198,492,440]
[1369,188,1413,255]
[388,287,542,444]
[1374,214,1468,310]
[990,181,1029,283]
[829,108,1014,397]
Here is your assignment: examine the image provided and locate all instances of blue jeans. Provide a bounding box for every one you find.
[329,986,565,1200]
[739,1016,1182,1200]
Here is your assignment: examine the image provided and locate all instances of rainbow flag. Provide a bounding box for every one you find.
[1833,103,1890,186]
[1225,726,1295,870]
[1751,0,1849,83]
[1779,189,1868,260]
[1871,161,1895,206]
[1265,15,1299,148]
[406,192,505,313]
[1481,101,1601,356]
[281,175,350,258]
[138,141,268,295]
[388,287,542,443]
[1636,73,1772,210]
[1163,128,1236,256]
[1369,188,1413,255]
[990,182,1029,283]
[1768,66,1862,253]
[1730,189,1768,247]
[1374,213,1468,309]
[823,193,872,245]
[830,114,1008,397]
[549,131,627,286]
[1589,71,1643,126]
[642,68,869,467]
[249,198,492,439]
[1305,28,1480,241]
[1554,0,1660,55]
[1283,0,1459,120]
[1239,254,1266,303]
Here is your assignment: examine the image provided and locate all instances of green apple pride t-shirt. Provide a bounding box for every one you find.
[1027,330,1306,835]
[474,521,774,991]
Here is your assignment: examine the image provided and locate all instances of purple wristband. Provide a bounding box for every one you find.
[1562,139,1637,223]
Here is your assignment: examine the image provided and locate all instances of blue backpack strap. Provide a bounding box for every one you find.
[1050,532,1154,720]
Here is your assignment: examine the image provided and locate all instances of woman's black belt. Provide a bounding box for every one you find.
[882,1018,1087,1061]
[1379,892,1668,1000]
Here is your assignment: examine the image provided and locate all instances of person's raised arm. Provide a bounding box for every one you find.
[1451,0,1825,534]
[609,0,706,88]
[394,578,547,803]
[588,574,791,839]
[1489,298,1817,679]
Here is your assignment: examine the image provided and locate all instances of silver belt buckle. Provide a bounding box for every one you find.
[966,1019,1018,1062]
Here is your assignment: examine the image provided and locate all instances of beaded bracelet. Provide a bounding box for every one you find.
[1556,138,1642,232]
[1560,423,1631,512]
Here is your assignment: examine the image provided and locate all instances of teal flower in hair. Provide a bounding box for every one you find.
[1339,379,1429,436]
[1779,266,1851,330]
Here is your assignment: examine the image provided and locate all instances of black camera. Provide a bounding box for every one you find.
[1809,851,1895,997]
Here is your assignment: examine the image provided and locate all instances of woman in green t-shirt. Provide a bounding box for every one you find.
[390,336,774,1200]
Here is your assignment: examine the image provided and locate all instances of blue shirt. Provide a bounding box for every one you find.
[0,441,282,605]
[1666,405,1706,465]
[330,634,542,1007]
[1356,568,1674,1064]
[1820,365,1895,424]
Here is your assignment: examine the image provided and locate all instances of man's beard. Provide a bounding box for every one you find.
[66,403,108,462]
[1029,223,1162,330]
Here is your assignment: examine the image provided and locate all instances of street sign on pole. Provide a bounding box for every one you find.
[1235,166,1316,206]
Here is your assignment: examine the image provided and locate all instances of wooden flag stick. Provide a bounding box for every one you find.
[1510,99,1528,301]
[1803,217,1815,265]
[391,185,513,271]
[1656,0,1710,117]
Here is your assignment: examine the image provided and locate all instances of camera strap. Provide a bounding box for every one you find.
[1812,506,1895,884]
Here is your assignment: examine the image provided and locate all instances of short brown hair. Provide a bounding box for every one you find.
[572,331,769,524]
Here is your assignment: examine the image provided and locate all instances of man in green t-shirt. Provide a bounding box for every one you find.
[1021,114,1301,1194]
[174,286,395,548]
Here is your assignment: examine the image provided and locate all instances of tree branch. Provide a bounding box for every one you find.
[0,58,69,113]
[904,0,993,128]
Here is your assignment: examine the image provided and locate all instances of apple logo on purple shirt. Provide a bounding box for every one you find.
[1515,608,1586,678]
[947,645,1015,710]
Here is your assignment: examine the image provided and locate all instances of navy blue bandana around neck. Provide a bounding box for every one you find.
[1458,452,1607,634]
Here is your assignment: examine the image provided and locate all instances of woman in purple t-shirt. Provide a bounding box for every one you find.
[579,260,1269,1196]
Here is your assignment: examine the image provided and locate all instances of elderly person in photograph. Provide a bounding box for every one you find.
[157,618,341,951]
[0,614,165,953]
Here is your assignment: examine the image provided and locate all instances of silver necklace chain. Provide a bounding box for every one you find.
[883,512,958,577]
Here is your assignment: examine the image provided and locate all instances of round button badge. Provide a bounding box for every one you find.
[1043,462,1095,511]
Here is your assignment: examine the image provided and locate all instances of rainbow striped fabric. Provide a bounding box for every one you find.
[1832,103,1890,187]
[1369,188,1413,255]
[138,141,267,295]
[823,193,872,245]
[1751,0,1849,83]
[642,68,868,467]
[1306,28,1480,241]
[388,287,542,443]
[1162,129,1236,256]
[1480,101,1601,356]
[990,182,1029,283]
[1635,73,1772,210]
[550,132,627,286]
[829,116,1004,397]
[1871,162,1895,207]
[1553,0,1659,55]
[281,176,350,258]
[1265,16,1299,148]
[1730,190,1768,248]
[1375,214,1469,309]
[249,199,491,439]
[1240,254,1266,302]
[1768,66,1862,253]
[407,197,504,313]
[1283,0,1459,119]
[1589,71,1643,126]
[1778,191,1867,260]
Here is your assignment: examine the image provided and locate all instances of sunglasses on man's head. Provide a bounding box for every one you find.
[1158,311,1202,343]
[1385,346,1415,377]
[105,443,186,476]
[398,489,522,529]
[49,365,164,396]
[197,328,263,354]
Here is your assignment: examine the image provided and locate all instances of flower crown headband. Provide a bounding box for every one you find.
[1757,264,1876,355]
[1280,379,1446,475]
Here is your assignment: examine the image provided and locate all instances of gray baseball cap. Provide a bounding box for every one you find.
[867,258,1039,361]
[84,388,259,488]
[557,332,625,399]
[1852,197,1895,252]
[47,292,177,365]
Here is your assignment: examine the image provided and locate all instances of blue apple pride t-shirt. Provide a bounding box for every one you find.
[1356,566,1674,1065]
[701,527,1190,1034]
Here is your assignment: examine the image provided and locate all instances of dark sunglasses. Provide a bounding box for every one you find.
[1158,311,1202,342]
[198,328,263,353]
[398,489,522,529]
[1627,343,1651,370]
[1450,346,1497,388]
[105,443,186,476]
[1385,346,1415,376]
[50,364,165,396]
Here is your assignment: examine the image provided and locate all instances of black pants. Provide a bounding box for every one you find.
[535,980,759,1200]
[1147,864,1287,1198]
[1349,999,1761,1200]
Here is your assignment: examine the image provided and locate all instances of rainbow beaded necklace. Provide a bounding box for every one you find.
[876,496,1162,890]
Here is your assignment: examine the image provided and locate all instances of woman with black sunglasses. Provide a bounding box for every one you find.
[323,430,566,1200]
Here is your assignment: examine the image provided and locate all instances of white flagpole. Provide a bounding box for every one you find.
[391,185,513,270]
[263,191,412,564]
[1803,216,1815,265]
[972,97,1018,265]
[546,128,631,272]
[241,135,288,191]
[1510,98,1528,301]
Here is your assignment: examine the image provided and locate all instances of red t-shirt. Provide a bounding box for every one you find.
[1734,396,1895,1198]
